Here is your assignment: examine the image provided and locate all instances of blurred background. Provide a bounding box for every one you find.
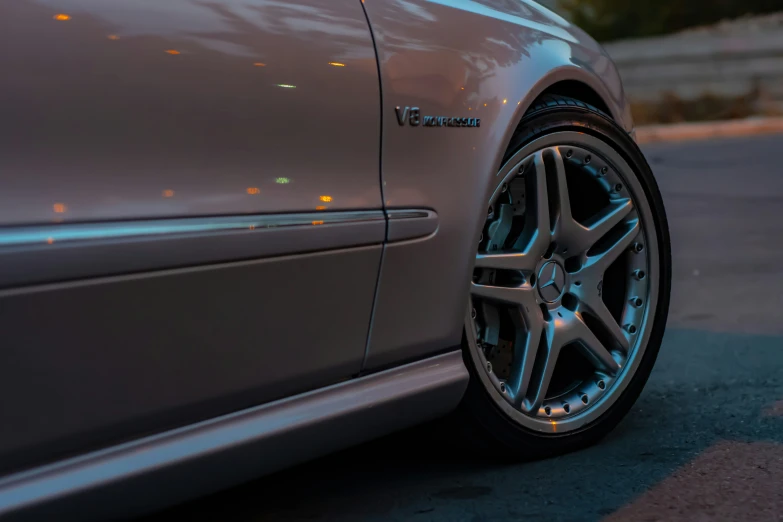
[538,0,783,124]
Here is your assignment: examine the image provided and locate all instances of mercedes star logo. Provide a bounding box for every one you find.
[538,260,566,303]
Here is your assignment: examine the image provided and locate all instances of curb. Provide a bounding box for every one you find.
[634,117,783,145]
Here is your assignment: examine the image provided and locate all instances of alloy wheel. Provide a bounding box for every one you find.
[466,132,659,433]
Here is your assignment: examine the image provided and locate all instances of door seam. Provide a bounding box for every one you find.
[359,0,387,373]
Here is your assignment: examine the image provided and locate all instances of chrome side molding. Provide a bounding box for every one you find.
[387,209,439,241]
[0,209,438,289]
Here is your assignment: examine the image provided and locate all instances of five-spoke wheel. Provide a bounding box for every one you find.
[463,111,667,443]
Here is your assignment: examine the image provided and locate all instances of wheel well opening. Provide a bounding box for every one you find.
[535,81,613,119]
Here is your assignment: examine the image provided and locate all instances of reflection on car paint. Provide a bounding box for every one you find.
[0,0,382,224]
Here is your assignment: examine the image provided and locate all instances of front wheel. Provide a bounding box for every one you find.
[458,95,671,459]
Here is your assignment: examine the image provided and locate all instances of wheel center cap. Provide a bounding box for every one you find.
[537,260,566,303]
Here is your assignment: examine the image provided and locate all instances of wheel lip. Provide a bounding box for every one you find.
[466,130,660,434]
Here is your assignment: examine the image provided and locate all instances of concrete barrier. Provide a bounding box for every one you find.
[604,14,783,104]
[635,117,783,144]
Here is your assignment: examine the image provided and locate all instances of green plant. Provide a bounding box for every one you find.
[560,0,782,41]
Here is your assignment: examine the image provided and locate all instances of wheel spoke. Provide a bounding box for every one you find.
[544,147,605,255]
[475,153,553,271]
[515,151,552,259]
[470,281,536,309]
[506,305,545,404]
[560,310,620,374]
[558,198,634,258]
[523,318,563,412]
[544,147,574,240]
[580,292,630,352]
[523,310,620,410]
[541,146,635,257]
[584,219,641,274]
[474,251,539,272]
[579,199,633,252]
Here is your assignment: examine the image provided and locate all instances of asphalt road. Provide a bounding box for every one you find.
[141,134,783,522]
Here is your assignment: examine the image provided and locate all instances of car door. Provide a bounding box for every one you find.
[0,0,382,475]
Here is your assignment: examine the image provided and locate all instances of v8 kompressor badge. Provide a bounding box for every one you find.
[395,106,480,128]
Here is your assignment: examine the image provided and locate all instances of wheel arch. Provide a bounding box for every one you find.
[534,80,613,118]
[513,66,634,136]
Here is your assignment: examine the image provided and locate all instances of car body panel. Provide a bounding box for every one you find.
[0,0,382,225]
[0,243,382,475]
[362,0,631,370]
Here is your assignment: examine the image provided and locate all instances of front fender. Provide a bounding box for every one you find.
[362,0,633,370]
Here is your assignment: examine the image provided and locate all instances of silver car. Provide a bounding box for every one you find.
[0,0,670,519]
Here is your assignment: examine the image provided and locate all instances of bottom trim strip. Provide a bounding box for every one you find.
[0,351,468,521]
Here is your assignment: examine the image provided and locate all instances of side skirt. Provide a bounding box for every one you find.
[0,351,468,521]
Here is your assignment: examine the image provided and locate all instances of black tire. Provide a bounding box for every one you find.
[456,94,671,460]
